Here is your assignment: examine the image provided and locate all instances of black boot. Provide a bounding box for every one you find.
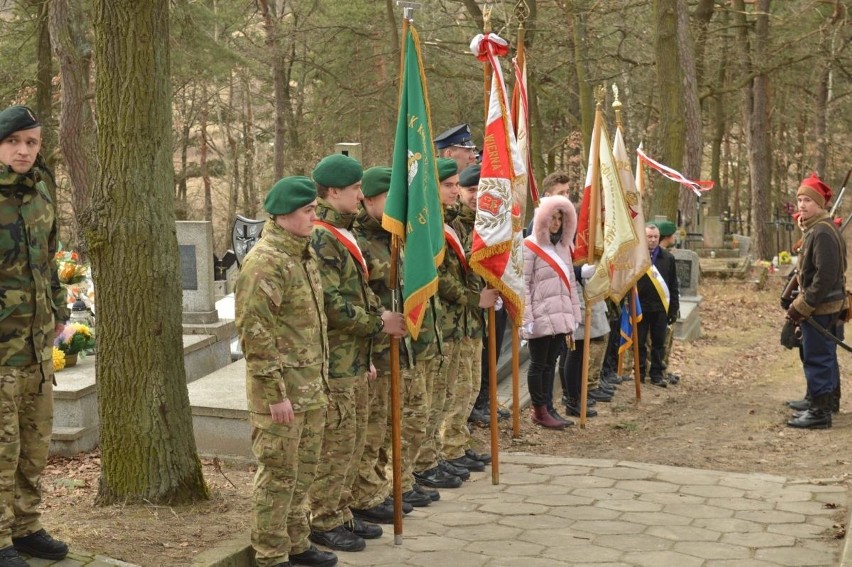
[786,392,811,411]
[12,530,68,560]
[787,394,832,429]
[288,545,338,567]
[0,546,28,567]
[564,397,597,418]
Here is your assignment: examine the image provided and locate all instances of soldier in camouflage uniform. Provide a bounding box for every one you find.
[307,155,406,553]
[0,106,71,567]
[351,167,433,510]
[235,176,337,567]
[436,159,497,477]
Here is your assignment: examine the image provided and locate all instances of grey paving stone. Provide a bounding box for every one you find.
[614,479,681,494]
[463,539,545,558]
[755,546,837,566]
[719,476,787,491]
[735,509,806,524]
[693,517,766,533]
[394,533,467,553]
[720,531,797,548]
[674,540,752,559]
[703,560,782,567]
[766,522,831,538]
[664,502,735,519]
[645,524,722,542]
[593,533,672,552]
[539,543,624,563]
[477,502,549,515]
[401,549,490,567]
[707,496,774,511]
[653,470,724,486]
[549,505,620,521]
[516,525,587,547]
[637,492,705,505]
[522,493,596,507]
[571,487,640,501]
[427,511,501,527]
[497,513,572,530]
[570,520,646,535]
[680,484,747,498]
[493,472,550,485]
[527,465,592,476]
[619,511,694,526]
[549,475,617,489]
[620,550,705,567]
[775,500,842,516]
[593,467,656,480]
[439,524,522,542]
[596,499,663,513]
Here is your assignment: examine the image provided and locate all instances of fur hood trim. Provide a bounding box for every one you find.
[532,195,577,249]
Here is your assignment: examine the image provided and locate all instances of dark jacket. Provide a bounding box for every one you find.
[793,212,847,317]
[636,246,680,316]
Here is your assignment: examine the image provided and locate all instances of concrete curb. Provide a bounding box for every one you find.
[841,500,852,567]
[192,531,253,567]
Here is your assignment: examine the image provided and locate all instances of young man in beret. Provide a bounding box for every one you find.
[351,167,432,510]
[0,105,70,567]
[236,176,337,567]
[785,173,846,429]
[307,154,406,552]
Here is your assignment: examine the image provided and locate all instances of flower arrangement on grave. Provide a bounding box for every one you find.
[55,250,88,285]
[55,322,95,356]
[778,251,792,265]
[52,346,66,371]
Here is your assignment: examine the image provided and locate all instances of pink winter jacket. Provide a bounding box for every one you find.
[522,195,582,339]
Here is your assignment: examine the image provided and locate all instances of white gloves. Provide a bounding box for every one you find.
[581,263,596,279]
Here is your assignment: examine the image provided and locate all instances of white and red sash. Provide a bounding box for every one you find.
[524,238,572,294]
[444,223,468,272]
[314,220,369,279]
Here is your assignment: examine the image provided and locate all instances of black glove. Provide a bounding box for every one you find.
[667,313,678,325]
[780,296,792,310]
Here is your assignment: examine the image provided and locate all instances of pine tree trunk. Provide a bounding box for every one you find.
[653,0,683,222]
[90,0,208,506]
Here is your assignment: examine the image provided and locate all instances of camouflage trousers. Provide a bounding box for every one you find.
[309,374,368,531]
[251,407,324,567]
[0,364,53,549]
[413,352,450,473]
[440,337,482,461]
[350,367,390,510]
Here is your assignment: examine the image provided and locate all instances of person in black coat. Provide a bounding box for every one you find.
[635,224,680,387]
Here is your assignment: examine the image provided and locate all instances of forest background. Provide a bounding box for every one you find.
[3,0,849,263]
[0,0,849,506]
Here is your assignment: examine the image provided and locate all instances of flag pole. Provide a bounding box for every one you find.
[389,0,420,544]
[612,88,642,402]
[579,87,605,429]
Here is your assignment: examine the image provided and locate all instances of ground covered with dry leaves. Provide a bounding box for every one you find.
[40,274,850,566]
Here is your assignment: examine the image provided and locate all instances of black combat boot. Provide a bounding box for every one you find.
[0,546,28,567]
[11,530,68,560]
[786,392,811,411]
[564,397,598,418]
[787,394,832,429]
[288,544,337,567]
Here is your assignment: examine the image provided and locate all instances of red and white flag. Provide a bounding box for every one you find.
[636,148,714,196]
[573,110,604,265]
[512,55,538,204]
[469,33,527,325]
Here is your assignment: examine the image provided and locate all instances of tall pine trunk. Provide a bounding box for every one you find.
[90,0,208,505]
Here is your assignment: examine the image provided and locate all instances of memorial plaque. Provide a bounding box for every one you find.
[179,245,198,290]
[675,258,692,295]
[672,248,701,297]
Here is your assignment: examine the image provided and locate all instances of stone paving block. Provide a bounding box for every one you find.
[619,511,694,526]
[440,523,522,542]
[497,513,572,530]
[539,543,624,563]
[674,540,752,559]
[549,505,620,521]
[680,484,746,498]
[693,517,765,533]
[766,522,829,538]
[494,472,550,485]
[464,538,545,558]
[399,549,489,567]
[664,502,734,519]
[336,546,415,566]
[621,550,705,567]
[571,520,645,535]
[703,560,780,567]
[804,514,842,528]
[505,453,590,466]
[813,491,849,506]
[637,492,705,505]
[653,470,723,486]
[755,546,837,566]
[719,476,787,491]
[549,475,617,489]
[596,499,663,513]
[427,511,500,527]
[645,524,722,542]
[720,531,796,548]
[593,533,672,551]
[747,488,813,502]
[457,492,524,504]
[593,467,656,480]
[555,457,619,468]
[614,479,681,494]
[456,478,510,495]
[707,496,773,511]
[478,502,549,516]
[523,493,596,507]
[775,500,842,516]
[572,487,640,501]
[487,557,578,567]
[395,533,467,553]
[784,483,848,494]
[517,525,586,546]
[735,509,806,524]
[527,465,592,476]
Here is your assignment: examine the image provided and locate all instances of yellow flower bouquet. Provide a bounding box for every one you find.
[55,322,95,356]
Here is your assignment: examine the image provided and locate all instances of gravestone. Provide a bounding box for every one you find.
[671,248,702,341]
[702,216,725,249]
[731,233,752,257]
[176,221,218,325]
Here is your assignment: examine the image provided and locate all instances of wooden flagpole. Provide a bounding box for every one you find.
[612,88,642,402]
[389,0,420,544]
[579,87,605,429]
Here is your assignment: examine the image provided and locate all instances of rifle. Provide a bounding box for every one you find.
[829,168,852,218]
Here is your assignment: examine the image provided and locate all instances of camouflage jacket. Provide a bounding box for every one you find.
[235,219,328,433]
[311,199,384,378]
[352,208,414,369]
[411,296,443,363]
[0,166,68,367]
[439,205,481,341]
[453,204,485,339]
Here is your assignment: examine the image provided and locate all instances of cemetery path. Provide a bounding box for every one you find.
[38,275,851,566]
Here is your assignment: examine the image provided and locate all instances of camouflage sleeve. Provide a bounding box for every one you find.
[312,231,383,336]
[235,257,287,405]
[49,215,69,323]
[438,259,479,309]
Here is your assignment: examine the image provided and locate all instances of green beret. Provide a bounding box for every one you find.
[312,154,363,188]
[362,166,392,198]
[437,158,458,182]
[656,220,677,237]
[0,105,40,142]
[264,176,317,215]
[459,165,481,187]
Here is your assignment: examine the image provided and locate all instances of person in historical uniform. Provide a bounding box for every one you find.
[236,176,337,567]
[351,166,432,510]
[0,105,71,567]
[307,154,406,552]
[784,173,846,430]
[434,123,478,173]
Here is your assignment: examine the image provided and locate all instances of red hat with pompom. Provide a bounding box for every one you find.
[797,173,832,209]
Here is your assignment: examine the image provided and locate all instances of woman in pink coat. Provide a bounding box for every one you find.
[522,195,582,429]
